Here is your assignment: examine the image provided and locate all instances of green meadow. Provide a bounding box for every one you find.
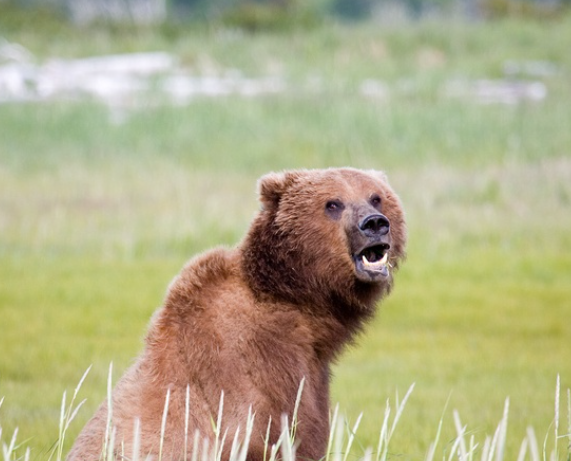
[1,8,571,460]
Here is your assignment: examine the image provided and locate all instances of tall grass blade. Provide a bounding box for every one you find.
[191,430,200,461]
[55,391,67,461]
[554,375,560,461]
[2,427,18,460]
[486,421,501,461]
[103,363,114,461]
[527,427,540,461]
[159,387,171,461]
[425,393,451,461]
[326,404,340,461]
[280,415,295,461]
[481,436,491,461]
[213,391,224,461]
[447,425,466,461]
[72,367,92,407]
[376,400,391,461]
[390,384,415,439]
[106,426,116,461]
[290,377,305,443]
[132,418,141,461]
[268,437,281,461]
[452,410,468,460]
[229,426,242,461]
[343,413,363,461]
[226,408,254,461]
[376,384,414,461]
[218,429,229,461]
[468,434,477,461]
[184,385,190,461]
[333,414,344,461]
[66,399,88,434]
[236,407,255,461]
[543,425,551,461]
[495,398,509,461]
[517,438,528,461]
[201,437,210,461]
[44,367,91,461]
[263,416,273,461]
[567,388,571,461]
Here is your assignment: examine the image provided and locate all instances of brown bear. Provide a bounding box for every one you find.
[67,167,407,461]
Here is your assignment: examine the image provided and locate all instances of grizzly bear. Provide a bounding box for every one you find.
[67,167,407,461]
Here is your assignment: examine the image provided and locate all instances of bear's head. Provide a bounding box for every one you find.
[241,168,406,317]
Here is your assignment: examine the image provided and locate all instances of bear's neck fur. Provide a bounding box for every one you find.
[240,211,389,356]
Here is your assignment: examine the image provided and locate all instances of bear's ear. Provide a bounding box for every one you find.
[257,171,300,211]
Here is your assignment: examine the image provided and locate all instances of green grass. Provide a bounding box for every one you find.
[1,8,571,461]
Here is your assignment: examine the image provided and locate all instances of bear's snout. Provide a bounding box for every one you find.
[351,212,393,282]
[359,214,390,237]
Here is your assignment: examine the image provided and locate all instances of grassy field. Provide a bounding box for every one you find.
[1,7,571,461]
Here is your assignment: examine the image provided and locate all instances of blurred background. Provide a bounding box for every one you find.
[0,0,570,460]
[3,0,571,25]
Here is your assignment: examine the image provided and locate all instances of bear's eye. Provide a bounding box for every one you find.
[325,200,344,216]
[370,194,382,208]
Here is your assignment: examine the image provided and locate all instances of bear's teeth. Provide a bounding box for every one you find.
[362,252,389,269]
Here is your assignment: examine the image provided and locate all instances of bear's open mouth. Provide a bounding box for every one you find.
[354,244,391,281]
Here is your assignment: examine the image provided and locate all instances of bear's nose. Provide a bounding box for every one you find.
[359,214,390,236]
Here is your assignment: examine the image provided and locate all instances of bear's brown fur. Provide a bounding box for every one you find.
[67,168,407,461]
